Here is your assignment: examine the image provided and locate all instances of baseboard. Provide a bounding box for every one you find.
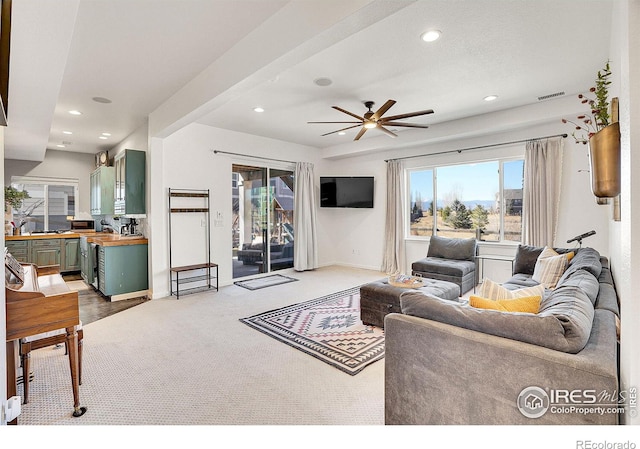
[110,289,149,302]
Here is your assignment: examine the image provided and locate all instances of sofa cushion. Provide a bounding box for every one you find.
[513,244,544,275]
[427,236,476,261]
[560,247,602,281]
[532,247,569,289]
[501,273,542,290]
[478,278,544,300]
[400,287,594,353]
[412,257,476,277]
[469,295,541,313]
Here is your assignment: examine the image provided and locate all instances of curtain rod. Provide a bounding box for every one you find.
[384,133,568,162]
[212,149,296,165]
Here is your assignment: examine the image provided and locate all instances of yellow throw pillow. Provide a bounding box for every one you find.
[469,295,542,314]
[478,278,545,300]
[532,247,569,289]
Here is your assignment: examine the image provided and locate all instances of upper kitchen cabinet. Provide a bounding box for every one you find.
[114,149,146,215]
[90,166,115,216]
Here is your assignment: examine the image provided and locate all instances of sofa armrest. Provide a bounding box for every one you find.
[384,309,618,425]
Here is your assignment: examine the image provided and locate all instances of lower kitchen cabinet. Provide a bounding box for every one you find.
[30,238,62,267]
[5,237,80,273]
[63,238,81,272]
[98,244,148,297]
[5,240,28,263]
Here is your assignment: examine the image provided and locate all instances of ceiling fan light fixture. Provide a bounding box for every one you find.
[364,121,377,129]
[420,30,441,43]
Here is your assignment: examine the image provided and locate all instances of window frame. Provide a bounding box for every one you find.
[10,175,80,231]
[405,156,524,244]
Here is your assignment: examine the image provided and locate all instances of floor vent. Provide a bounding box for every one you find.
[537,91,565,101]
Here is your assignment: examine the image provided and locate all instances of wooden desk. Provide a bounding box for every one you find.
[5,262,86,422]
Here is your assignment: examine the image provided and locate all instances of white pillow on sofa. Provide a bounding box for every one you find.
[478,278,544,300]
[532,247,569,289]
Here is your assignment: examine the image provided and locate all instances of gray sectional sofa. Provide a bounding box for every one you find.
[385,245,620,425]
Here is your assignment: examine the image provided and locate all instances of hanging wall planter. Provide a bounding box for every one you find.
[589,121,621,198]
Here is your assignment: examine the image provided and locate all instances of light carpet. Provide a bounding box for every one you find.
[14,266,386,426]
[241,287,384,375]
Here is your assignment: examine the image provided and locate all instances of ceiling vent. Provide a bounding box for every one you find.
[537,91,565,101]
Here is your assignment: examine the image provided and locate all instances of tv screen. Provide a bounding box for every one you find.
[320,176,374,208]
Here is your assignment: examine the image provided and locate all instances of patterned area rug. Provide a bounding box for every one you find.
[234,274,298,290]
[240,287,384,375]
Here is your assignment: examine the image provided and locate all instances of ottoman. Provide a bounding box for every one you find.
[359,278,460,328]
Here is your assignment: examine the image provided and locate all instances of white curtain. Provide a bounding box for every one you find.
[522,137,564,247]
[293,162,318,271]
[381,160,406,274]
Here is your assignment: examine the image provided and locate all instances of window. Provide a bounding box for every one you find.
[408,158,524,242]
[10,176,79,232]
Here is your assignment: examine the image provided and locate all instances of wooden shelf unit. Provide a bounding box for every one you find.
[168,188,218,299]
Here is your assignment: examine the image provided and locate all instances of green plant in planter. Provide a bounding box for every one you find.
[4,185,30,210]
[562,61,612,144]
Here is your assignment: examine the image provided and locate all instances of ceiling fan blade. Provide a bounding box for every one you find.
[320,124,362,136]
[354,127,368,141]
[332,106,364,121]
[307,121,362,124]
[378,125,397,138]
[371,99,396,121]
[382,121,430,128]
[382,109,434,121]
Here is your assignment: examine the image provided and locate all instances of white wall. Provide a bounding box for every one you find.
[608,0,640,425]
[150,123,319,298]
[316,120,610,280]
[4,149,95,216]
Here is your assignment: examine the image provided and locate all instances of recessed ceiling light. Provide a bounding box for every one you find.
[420,30,441,42]
[101,132,111,136]
[56,144,65,148]
[484,95,498,102]
[338,132,346,135]
[92,96,112,104]
[63,131,73,135]
[314,77,333,87]
[68,110,82,115]
[99,136,108,140]
[253,107,265,113]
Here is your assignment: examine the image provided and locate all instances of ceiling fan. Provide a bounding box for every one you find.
[308,99,434,141]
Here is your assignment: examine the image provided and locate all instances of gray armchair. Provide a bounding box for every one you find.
[411,235,477,294]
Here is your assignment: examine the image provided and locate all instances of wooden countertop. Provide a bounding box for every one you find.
[6,232,148,247]
[84,234,148,247]
[6,232,84,240]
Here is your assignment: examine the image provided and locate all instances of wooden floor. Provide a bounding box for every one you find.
[63,273,149,325]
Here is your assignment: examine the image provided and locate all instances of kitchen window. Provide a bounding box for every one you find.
[407,158,524,243]
[10,176,79,232]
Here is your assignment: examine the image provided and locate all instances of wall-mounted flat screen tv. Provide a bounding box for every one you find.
[320,176,374,208]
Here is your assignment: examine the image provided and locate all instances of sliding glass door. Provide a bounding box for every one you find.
[232,164,294,279]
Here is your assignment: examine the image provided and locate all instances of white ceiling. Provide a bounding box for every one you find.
[4,0,614,161]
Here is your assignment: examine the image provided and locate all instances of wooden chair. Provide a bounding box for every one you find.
[20,325,83,405]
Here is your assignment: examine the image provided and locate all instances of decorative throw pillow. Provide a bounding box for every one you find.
[478,278,545,300]
[469,295,542,314]
[532,247,569,289]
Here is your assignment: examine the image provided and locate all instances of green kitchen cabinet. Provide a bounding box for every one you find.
[114,149,146,215]
[30,238,61,267]
[6,237,80,273]
[90,165,115,215]
[63,238,81,272]
[98,244,148,296]
[5,240,29,263]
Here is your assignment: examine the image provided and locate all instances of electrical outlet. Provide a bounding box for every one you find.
[2,396,21,424]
